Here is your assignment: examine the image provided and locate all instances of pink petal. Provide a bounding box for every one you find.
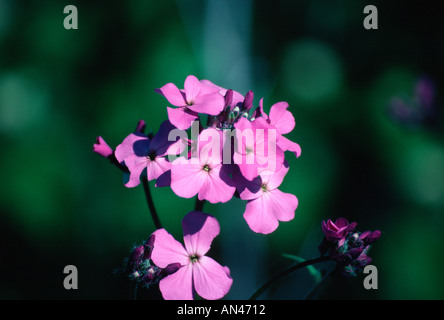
[156,82,187,107]
[193,256,233,300]
[159,264,194,300]
[114,133,148,163]
[277,135,301,158]
[170,159,207,198]
[200,79,245,108]
[260,161,289,190]
[196,128,223,165]
[184,75,203,103]
[124,154,148,187]
[234,170,263,201]
[166,137,191,158]
[256,144,285,177]
[187,92,225,115]
[151,228,189,268]
[268,101,295,134]
[146,156,172,181]
[266,189,298,222]
[243,196,279,234]
[182,211,220,257]
[167,106,198,130]
[233,152,259,181]
[198,165,236,203]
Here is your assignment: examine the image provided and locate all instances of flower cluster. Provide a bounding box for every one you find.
[94,75,382,300]
[319,218,381,277]
[94,75,301,234]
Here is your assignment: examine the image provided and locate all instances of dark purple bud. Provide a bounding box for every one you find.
[143,235,155,260]
[224,89,233,108]
[126,245,144,273]
[359,230,381,245]
[242,90,254,111]
[163,263,181,276]
[135,120,146,133]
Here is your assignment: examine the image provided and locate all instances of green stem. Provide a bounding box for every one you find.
[248,256,331,300]
[141,177,162,229]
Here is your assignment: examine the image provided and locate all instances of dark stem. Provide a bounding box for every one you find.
[141,177,162,229]
[248,256,331,300]
[195,198,205,212]
[303,270,334,300]
[107,152,129,174]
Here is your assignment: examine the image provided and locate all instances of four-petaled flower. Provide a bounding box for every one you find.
[156,75,225,130]
[170,128,236,203]
[151,211,233,300]
[114,120,178,187]
[236,161,298,234]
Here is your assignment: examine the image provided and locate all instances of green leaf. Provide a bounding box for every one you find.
[282,253,322,283]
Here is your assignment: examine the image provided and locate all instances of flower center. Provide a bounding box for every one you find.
[189,254,200,263]
[147,151,156,161]
[203,164,210,172]
[261,184,268,192]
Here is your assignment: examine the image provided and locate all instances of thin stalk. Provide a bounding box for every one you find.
[141,177,162,229]
[195,198,205,212]
[248,256,331,300]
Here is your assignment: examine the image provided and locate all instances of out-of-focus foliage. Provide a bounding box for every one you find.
[0,0,443,299]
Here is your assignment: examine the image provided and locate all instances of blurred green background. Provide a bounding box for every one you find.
[1,0,443,299]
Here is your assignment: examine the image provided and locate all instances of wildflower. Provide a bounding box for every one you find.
[319,218,381,277]
[170,128,236,203]
[156,75,225,130]
[235,162,298,234]
[150,211,233,300]
[114,120,178,188]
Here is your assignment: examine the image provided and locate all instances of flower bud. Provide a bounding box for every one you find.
[242,90,254,111]
[93,136,113,158]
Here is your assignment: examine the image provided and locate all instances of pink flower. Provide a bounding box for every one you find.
[156,75,225,130]
[236,162,298,234]
[114,120,177,188]
[170,128,236,203]
[151,211,233,300]
[233,117,285,181]
[257,99,301,158]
